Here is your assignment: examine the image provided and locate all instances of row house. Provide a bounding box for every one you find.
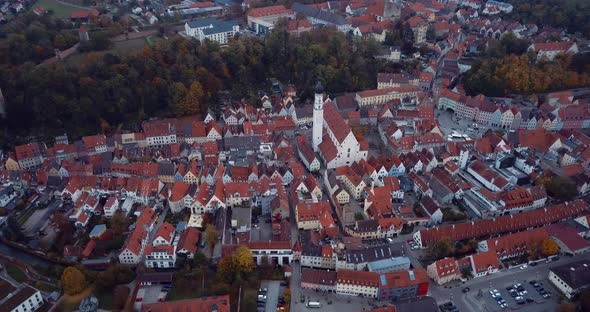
[296,135,321,172]
[301,268,337,293]
[145,222,177,268]
[376,72,419,89]
[143,119,177,147]
[295,201,331,230]
[15,143,46,170]
[118,207,157,265]
[355,86,420,107]
[467,160,510,192]
[189,182,226,214]
[336,166,367,200]
[413,199,589,248]
[176,227,201,259]
[478,228,549,260]
[82,135,108,155]
[336,268,429,301]
[345,218,405,239]
[300,240,338,270]
[426,257,460,285]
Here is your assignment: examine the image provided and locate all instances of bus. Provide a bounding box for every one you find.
[306,302,321,308]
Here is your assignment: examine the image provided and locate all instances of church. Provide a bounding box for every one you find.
[312,81,368,169]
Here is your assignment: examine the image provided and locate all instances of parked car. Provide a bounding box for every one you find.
[462,287,470,293]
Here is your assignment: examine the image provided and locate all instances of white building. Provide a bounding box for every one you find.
[316,88,368,169]
[145,245,176,269]
[0,278,44,312]
[185,19,239,45]
[312,81,324,152]
[548,260,590,299]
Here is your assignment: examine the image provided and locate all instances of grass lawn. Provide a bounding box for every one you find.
[5,263,27,283]
[31,0,79,19]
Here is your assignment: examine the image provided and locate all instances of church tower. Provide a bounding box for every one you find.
[312,81,324,152]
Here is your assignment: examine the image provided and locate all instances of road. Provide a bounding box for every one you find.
[262,280,281,312]
[429,254,590,312]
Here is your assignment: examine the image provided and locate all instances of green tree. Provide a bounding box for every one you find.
[427,237,455,260]
[110,210,130,235]
[546,176,578,200]
[204,224,218,257]
[61,267,86,295]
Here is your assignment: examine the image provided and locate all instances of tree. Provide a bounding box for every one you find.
[204,224,218,257]
[461,266,472,279]
[61,267,86,295]
[182,81,205,115]
[284,288,291,311]
[112,285,130,310]
[354,212,364,221]
[426,237,455,260]
[217,246,255,284]
[111,211,130,235]
[233,246,255,274]
[556,303,576,312]
[546,177,578,200]
[95,265,135,290]
[541,239,559,256]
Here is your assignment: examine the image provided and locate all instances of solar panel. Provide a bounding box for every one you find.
[380,274,387,286]
[409,270,415,281]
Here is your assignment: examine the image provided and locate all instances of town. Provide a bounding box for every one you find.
[0,0,590,311]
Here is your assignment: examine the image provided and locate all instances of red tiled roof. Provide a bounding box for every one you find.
[434,257,459,278]
[82,134,106,149]
[483,228,548,256]
[379,269,428,289]
[297,201,331,222]
[247,240,292,250]
[287,19,312,31]
[190,1,214,8]
[546,223,590,252]
[324,101,352,144]
[418,199,589,246]
[15,143,42,161]
[248,5,292,18]
[71,9,99,19]
[141,295,230,312]
[532,41,575,52]
[337,269,380,287]
[154,222,175,242]
[177,227,200,255]
[470,251,500,273]
[170,181,189,202]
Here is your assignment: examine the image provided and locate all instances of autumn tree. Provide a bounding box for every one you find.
[171,82,188,117]
[217,246,255,284]
[112,285,130,310]
[61,267,86,295]
[182,81,205,115]
[204,224,218,257]
[542,239,559,257]
[284,288,291,311]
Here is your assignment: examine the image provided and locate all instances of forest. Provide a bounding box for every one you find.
[463,33,590,96]
[0,22,383,148]
[503,0,590,38]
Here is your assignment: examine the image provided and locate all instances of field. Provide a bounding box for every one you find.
[5,263,27,283]
[64,37,152,65]
[31,0,80,19]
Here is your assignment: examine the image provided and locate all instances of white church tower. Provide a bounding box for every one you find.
[312,81,324,152]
